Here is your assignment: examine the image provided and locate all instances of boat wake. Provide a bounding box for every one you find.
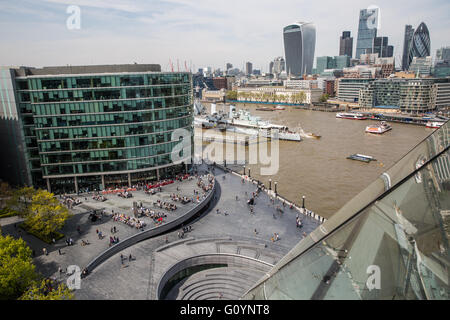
[296,126,321,139]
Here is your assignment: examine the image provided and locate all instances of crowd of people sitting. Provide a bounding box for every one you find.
[118,191,133,198]
[61,195,82,208]
[171,193,191,204]
[92,194,107,202]
[153,199,177,211]
[197,174,214,192]
[112,213,146,229]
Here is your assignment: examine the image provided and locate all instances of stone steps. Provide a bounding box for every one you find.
[176,267,264,300]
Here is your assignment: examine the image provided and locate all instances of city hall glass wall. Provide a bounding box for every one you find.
[9,66,193,194]
[244,121,449,300]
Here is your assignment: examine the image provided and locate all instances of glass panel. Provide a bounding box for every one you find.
[244,121,450,300]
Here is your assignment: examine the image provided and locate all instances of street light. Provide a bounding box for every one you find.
[243,166,246,175]
[269,179,272,190]
[248,168,251,177]
[274,182,278,195]
[302,195,306,209]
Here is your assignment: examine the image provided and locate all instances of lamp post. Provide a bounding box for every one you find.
[243,166,246,175]
[248,168,251,178]
[302,196,306,209]
[274,182,278,195]
[269,179,272,190]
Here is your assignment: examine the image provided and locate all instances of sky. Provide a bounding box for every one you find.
[0,0,449,72]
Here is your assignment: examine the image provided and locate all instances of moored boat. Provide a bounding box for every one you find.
[336,112,367,120]
[256,107,275,111]
[426,121,444,129]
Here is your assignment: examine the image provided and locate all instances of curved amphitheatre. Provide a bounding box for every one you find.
[76,164,322,300]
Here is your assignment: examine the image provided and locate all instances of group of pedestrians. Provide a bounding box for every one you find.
[120,254,134,266]
[270,233,280,242]
[109,235,120,246]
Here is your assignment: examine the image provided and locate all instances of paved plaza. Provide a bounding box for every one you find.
[0,164,321,300]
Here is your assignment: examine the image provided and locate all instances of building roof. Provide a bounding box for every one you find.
[12,64,162,77]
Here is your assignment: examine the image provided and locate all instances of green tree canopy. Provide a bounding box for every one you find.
[19,279,74,300]
[7,187,37,217]
[0,230,37,299]
[226,90,237,100]
[25,190,71,239]
[320,93,329,103]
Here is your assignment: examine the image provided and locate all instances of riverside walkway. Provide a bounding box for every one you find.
[73,164,321,300]
[0,164,321,300]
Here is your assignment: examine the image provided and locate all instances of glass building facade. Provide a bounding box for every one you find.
[402,25,415,71]
[339,31,353,58]
[408,22,431,71]
[355,8,379,59]
[0,65,194,194]
[243,120,450,300]
[283,22,316,76]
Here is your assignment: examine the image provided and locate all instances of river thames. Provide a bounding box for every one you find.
[195,103,433,219]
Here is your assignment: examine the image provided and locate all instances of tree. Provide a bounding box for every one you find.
[320,93,329,103]
[7,187,37,217]
[0,182,13,209]
[292,91,306,104]
[0,230,37,299]
[24,190,71,240]
[19,279,74,300]
[226,90,237,101]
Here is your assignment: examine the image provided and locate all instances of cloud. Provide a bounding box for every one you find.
[0,0,448,71]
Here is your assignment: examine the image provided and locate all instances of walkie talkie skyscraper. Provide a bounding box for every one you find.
[283,22,316,77]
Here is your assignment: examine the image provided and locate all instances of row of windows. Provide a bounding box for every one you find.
[34,108,191,128]
[30,97,190,116]
[36,118,192,141]
[17,74,190,91]
[40,140,183,165]
[23,86,191,103]
[38,131,186,153]
[42,153,186,176]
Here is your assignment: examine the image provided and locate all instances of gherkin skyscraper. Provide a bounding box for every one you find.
[407,22,431,71]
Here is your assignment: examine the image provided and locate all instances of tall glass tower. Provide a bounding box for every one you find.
[408,22,431,71]
[339,31,353,58]
[283,22,316,77]
[355,8,379,59]
[402,25,415,70]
